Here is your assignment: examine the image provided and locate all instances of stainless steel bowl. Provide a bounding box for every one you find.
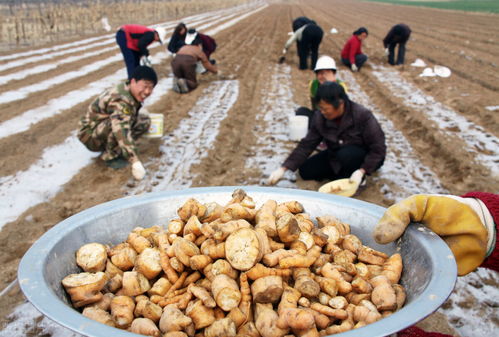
[18,186,457,337]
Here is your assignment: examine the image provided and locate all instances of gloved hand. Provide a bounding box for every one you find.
[268,167,286,185]
[384,48,389,56]
[373,194,490,275]
[140,56,152,67]
[282,48,287,55]
[351,64,358,72]
[132,161,146,180]
[349,169,365,186]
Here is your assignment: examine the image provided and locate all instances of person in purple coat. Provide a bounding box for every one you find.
[268,81,386,186]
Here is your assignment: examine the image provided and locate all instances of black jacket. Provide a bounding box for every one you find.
[383,24,411,47]
[283,101,386,174]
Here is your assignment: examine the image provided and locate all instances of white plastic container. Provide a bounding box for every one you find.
[289,115,308,141]
[144,113,164,138]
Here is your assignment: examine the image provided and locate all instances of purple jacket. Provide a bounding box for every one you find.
[283,101,386,174]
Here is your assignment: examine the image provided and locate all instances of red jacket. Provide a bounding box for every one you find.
[120,24,156,55]
[341,35,363,64]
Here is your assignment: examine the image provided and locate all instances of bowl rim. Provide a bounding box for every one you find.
[18,186,457,337]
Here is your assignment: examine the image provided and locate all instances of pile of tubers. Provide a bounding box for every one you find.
[62,189,405,337]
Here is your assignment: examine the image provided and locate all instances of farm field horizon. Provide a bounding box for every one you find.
[0,0,497,336]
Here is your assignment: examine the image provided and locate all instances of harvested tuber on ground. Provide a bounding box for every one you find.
[62,189,407,336]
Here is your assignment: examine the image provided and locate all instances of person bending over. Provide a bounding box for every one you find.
[282,16,324,70]
[383,23,411,66]
[78,66,158,180]
[116,24,167,79]
[268,81,386,186]
[170,35,218,93]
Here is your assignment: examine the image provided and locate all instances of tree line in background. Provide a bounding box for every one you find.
[0,0,252,51]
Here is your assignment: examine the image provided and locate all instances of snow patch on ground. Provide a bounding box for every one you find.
[130,80,239,193]
[339,70,447,201]
[0,133,98,230]
[245,64,299,187]
[371,64,499,176]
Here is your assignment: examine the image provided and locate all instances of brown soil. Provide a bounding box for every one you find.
[0,0,498,335]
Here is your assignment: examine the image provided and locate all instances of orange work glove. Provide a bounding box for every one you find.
[373,194,491,276]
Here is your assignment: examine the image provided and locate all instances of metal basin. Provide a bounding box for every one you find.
[18,186,457,337]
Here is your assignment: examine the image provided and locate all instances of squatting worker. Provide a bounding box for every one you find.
[170,34,218,94]
[341,27,369,72]
[374,191,498,336]
[268,81,386,186]
[282,16,324,70]
[77,66,158,181]
[116,24,168,79]
[383,23,411,66]
[296,55,348,128]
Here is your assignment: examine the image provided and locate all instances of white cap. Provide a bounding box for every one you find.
[314,55,337,72]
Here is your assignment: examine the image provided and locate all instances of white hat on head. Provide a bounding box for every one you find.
[314,55,337,72]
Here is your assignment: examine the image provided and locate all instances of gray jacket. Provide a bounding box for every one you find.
[283,101,386,174]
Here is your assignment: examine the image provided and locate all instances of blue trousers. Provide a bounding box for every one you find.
[116,30,141,79]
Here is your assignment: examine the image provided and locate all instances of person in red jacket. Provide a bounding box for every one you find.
[341,27,369,72]
[116,24,168,79]
[374,191,498,336]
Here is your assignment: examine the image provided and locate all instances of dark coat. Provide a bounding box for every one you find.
[283,100,386,174]
[383,24,411,48]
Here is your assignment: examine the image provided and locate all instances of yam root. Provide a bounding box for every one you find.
[255,303,288,337]
[110,295,135,329]
[211,274,242,311]
[370,275,397,311]
[62,272,107,307]
[160,305,192,333]
[109,243,137,271]
[82,306,115,327]
[127,232,152,254]
[382,253,403,284]
[121,271,150,296]
[255,199,277,237]
[76,243,107,272]
[134,299,163,323]
[226,227,261,271]
[251,275,283,303]
[130,317,161,336]
[186,299,216,330]
[276,213,300,243]
[276,308,315,331]
[177,198,207,222]
[135,247,162,280]
[279,245,321,269]
[246,263,291,281]
[204,317,237,337]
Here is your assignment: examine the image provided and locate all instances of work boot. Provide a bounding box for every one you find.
[172,77,181,93]
[177,78,189,93]
[104,157,129,169]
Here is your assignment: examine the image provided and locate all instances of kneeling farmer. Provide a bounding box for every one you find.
[77,66,157,180]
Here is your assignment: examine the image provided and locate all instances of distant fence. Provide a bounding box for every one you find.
[0,0,253,51]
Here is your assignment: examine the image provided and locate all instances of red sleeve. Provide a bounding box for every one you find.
[461,191,499,272]
[349,36,360,64]
[397,326,452,337]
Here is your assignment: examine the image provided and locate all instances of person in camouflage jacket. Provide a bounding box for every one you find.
[78,66,158,180]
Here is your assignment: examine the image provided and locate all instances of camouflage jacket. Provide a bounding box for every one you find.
[78,81,142,162]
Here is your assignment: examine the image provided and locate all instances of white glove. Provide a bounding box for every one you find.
[282,48,287,55]
[140,56,152,67]
[384,48,389,56]
[268,167,286,185]
[351,64,358,72]
[132,161,146,180]
[349,169,364,186]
